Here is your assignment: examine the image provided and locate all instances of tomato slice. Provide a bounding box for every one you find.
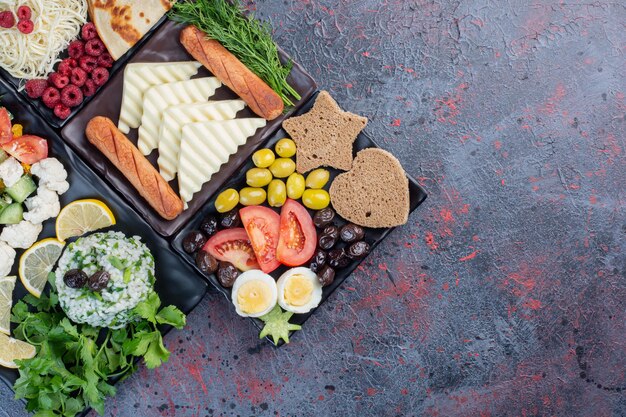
[2,135,48,164]
[240,206,281,273]
[0,108,13,145]
[276,199,317,267]
[203,228,260,271]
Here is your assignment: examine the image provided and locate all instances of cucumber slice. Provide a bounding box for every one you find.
[5,175,36,204]
[0,203,23,225]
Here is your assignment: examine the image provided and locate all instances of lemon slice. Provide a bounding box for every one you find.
[0,276,16,335]
[19,239,64,298]
[0,332,35,368]
[56,199,116,243]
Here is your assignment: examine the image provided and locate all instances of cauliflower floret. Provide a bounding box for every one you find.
[23,185,60,225]
[0,221,43,249]
[0,241,16,277]
[31,158,69,194]
[0,157,24,188]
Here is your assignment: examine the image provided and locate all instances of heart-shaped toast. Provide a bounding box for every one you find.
[329,148,409,228]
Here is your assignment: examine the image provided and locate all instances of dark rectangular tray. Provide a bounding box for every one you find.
[171,92,427,345]
[0,15,169,129]
[0,72,208,416]
[61,20,318,237]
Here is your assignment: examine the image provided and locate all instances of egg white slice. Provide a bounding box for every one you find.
[231,270,278,318]
[276,267,323,314]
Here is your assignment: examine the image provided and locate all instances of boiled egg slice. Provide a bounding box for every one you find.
[231,270,278,317]
[276,267,323,314]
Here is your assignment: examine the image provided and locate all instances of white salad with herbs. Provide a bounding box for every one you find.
[55,231,156,328]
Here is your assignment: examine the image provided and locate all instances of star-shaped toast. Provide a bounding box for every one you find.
[282,91,368,173]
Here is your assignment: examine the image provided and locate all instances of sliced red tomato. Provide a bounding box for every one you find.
[0,108,12,145]
[276,199,317,267]
[240,206,281,273]
[203,228,260,271]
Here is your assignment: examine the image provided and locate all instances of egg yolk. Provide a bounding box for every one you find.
[283,274,313,307]
[237,280,273,314]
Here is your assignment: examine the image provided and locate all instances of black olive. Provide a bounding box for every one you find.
[217,261,239,288]
[199,216,219,237]
[313,208,335,228]
[347,241,370,259]
[340,223,365,243]
[318,224,339,250]
[317,265,336,287]
[309,249,327,273]
[327,248,351,268]
[88,271,110,292]
[63,269,88,289]
[183,231,207,254]
[220,209,241,229]
[196,250,218,275]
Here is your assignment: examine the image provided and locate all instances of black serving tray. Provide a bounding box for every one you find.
[172,92,428,345]
[61,20,318,237]
[0,14,169,129]
[0,75,208,416]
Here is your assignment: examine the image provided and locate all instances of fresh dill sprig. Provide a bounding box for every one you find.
[169,0,301,107]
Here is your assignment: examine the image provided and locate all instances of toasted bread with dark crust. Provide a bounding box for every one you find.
[329,148,409,228]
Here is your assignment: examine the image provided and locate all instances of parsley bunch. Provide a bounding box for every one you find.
[11,277,186,417]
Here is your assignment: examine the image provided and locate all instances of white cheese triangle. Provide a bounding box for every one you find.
[117,62,201,134]
[178,118,267,207]
[137,77,222,156]
[157,100,246,181]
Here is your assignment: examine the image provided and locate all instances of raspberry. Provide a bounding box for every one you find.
[17,6,31,21]
[82,79,96,97]
[25,79,48,99]
[16,19,33,34]
[79,55,97,73]
[68,40,84,59]
[81,22,97,40]
[57,58,75,76]
[0,11,15,28]
[97,53,114,69]
[61,85,83,107]
[70,67,87,87]
[42,87,61,109]
[85,39,105,57]
[48,72,69,89]
[53,104,71,120]
[91,67,109,86]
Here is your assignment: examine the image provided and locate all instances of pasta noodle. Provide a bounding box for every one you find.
[0,0,87,80]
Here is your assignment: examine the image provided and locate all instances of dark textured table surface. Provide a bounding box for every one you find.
[2,0,625,416]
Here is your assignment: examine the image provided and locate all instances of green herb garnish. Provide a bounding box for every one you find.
[258,305,301,345]
[11,287,186,416]
[169,0,301,107]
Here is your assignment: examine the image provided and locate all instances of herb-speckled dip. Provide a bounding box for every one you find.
[55,231,155,328]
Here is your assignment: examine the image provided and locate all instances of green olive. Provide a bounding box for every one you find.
[286,173,306,199]
[302,189,330,210]
[252,149,275,168]
[239,187,267,206]
[215,188,239,213]
[246,168,273,187]
[275,138,297,158]
[267,179,287,207]
[305,169,330,189]
[269,158,296,178]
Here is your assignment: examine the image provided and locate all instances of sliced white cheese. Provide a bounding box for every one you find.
[178,118,267,207]
[137,77,222,156]
[157,100,246,181]
[117,62,201,134]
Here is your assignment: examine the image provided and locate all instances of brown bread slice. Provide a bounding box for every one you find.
[329,148,409,228]
[283,91,367,173]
